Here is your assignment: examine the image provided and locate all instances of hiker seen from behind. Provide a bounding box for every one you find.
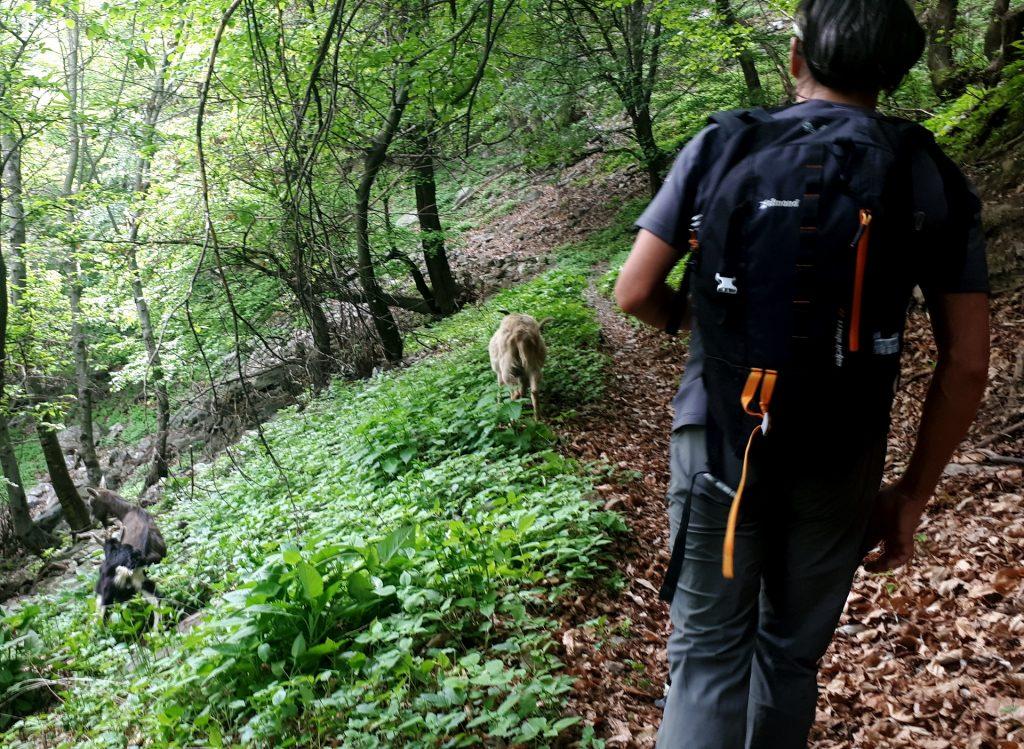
[614,0,990,746]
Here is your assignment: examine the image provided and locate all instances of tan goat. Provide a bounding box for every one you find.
[488,313,548,418]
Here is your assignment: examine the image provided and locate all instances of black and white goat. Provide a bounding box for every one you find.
[89,487,166,624]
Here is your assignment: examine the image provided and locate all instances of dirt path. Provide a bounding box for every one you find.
[556,282,1024,748]
[451,154,645,297]
[556,286,685,747]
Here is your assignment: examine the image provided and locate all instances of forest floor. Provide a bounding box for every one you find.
[454,149,1024,748]
[5,141,1022,747]
[550,271,1024,748]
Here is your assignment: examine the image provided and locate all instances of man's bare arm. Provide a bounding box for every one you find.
[614,229,684,331]
[900,292,990,500]
[866,292,989,571]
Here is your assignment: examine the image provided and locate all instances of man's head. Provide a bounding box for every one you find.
[791,0,926,100]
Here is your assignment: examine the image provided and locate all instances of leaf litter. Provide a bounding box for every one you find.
[553,275,1023,748]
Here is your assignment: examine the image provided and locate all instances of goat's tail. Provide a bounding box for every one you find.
[514,337,531,376]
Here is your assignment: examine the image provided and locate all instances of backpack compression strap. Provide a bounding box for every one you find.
[722,367,776,579]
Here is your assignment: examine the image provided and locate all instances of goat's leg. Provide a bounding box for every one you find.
[529,373,541,419]
[142,579,162,631]
[512,374,528,403]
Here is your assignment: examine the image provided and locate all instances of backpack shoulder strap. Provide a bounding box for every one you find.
[707,107,773,138]
[903,123,980,236]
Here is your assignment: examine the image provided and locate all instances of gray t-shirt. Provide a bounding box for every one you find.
[635,100,989,432]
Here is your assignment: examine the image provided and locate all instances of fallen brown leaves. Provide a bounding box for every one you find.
[450,154,644,298]
[554,288,685,747]
[552,282,1023,747]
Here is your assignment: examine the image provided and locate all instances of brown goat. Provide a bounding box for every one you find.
[88,487,166,559]
[488,313,548,418]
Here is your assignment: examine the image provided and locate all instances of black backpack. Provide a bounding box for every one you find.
[664,106,972,587]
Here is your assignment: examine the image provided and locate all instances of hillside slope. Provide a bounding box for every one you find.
[1,236,633,746]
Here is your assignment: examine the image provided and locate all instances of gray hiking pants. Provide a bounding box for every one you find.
[658,426,886,749]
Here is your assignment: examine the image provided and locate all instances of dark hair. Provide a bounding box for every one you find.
[796,0,926,93]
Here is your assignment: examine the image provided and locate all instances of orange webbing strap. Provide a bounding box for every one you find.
[741,369,764,416]
[723,367,778,579]
[849,209,872,353]
[740,368,778,418]
[723,423,761,579]
[759,370,777,415]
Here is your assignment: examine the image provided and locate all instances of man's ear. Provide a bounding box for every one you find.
[789,37,802,80]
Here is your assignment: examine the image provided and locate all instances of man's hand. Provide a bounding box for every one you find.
[863,293,989,574]
[863,484,928,572]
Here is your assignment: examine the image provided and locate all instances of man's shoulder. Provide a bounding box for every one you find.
[669,123,728,173]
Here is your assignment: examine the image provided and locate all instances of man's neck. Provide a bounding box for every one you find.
[795,81,878,110]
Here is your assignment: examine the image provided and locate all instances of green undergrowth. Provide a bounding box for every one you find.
[926,59,1024,160]
[409,198,643,363]
[1,261,625,747]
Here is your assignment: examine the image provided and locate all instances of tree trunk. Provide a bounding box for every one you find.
[631,103,664,197]
[62,19,102,487]
[129,48,176,492]
[127,239,171,490]
[36,421,90,531]
[984,0,1010,58]
[982,0,1024,78]
[281,195,334,388]
[291,260,334,390]
[737,52,764,105]
[927,0,962,98]
[0,215,54,552]
[354,81,410,363]
[304,295,334,387]
[413,129,458,316]
[66,268,101,486]
[355,195,404,363]
[1,135,27,300]
[383,197,438,314]
[0,412,54,552]
[129,247,171,490]
[716,0,764,106]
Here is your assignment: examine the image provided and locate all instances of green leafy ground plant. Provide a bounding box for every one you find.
[1,257,627,747]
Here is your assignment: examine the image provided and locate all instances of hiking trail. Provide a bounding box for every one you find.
[553,275,1023,748]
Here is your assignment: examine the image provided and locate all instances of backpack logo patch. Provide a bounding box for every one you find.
[758,198,800,210]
